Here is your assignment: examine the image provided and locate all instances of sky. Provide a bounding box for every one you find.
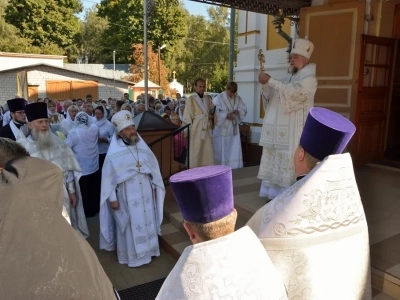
[80,0,211,17]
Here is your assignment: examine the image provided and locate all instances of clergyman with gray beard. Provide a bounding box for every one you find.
[16,102,90,239]
[257,37,318,200]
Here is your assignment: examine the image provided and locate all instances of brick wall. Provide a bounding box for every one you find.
[0,65,130,106]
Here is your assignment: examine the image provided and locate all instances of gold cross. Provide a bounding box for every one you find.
[136,161,142,171]
[172,71,176,79]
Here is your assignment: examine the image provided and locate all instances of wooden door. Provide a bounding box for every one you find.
[393,4,400,39]
[46,80,72,100]
[352,35,396,164]
[300,2,364,126]
[71,81,98,100]
[28,86,38,101]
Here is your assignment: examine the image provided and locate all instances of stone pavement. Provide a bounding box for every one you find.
[85,216,175,291]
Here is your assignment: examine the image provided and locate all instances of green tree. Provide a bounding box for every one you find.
[165,6,233,93]
[129,43,171,93]
[0,0,31,52]
[5,0,82,57]
[77,6,109,63]
[97,0,187,63]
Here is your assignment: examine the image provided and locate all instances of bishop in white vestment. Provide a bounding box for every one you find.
[17,102,89,238]
[100,111,165,267]
[157,165,287,300]
[212,82,247,169]
[258,38,317,199]
[247,108,371,299]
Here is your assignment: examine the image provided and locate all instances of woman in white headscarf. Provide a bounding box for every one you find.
[66,112,100,218]
[48,100,65,134]
[60,105,78,136]
[94,106,114,171]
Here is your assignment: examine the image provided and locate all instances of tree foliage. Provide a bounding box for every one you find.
[5,0,82,56]
[97,0,187,63]
[77,6,109,63]
[129,43,171,93]
[164,6,236,93]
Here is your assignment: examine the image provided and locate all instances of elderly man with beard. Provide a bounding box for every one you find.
[17,102,89,238]
[100,110,165,267]
[257,37,317,200]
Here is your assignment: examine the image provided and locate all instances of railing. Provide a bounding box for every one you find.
[148,124,190,185]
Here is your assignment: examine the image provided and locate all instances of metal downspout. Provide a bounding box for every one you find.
[272,15,293,62]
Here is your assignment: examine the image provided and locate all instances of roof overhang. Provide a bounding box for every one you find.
[189,0,312,18]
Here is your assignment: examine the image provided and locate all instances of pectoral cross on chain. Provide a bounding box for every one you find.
[136,161,142,171]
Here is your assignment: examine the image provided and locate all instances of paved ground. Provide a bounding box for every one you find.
[86,216,175,291]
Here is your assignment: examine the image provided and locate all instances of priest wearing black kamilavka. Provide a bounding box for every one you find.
[17,102,89,239]
[0,98,28,141]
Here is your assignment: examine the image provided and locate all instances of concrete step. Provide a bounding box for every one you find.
[371,267,400,299]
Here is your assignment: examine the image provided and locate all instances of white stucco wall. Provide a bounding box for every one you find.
[0,65,130,106]
[0,53,65,71]
[169,79,184,96]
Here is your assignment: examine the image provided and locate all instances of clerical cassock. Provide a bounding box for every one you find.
[0,98,28,141]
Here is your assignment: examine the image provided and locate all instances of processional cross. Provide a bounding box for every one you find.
[258,49,268,118]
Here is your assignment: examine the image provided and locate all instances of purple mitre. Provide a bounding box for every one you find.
[169,165,234,224]
[300,107,356,161]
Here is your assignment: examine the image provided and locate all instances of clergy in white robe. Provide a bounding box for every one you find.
[183,78,215,168]
[100,110,165,267]
[157,165,287,300]
[212,82,247,169]
[247,108,371,299]
[258,38,317,199]
[17,102,89,238]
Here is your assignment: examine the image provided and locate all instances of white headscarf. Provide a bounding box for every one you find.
[60,105,78,134]
[94,106,107,127]
[75,111,90,127]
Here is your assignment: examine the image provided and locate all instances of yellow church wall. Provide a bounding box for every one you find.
[266,15,291,50]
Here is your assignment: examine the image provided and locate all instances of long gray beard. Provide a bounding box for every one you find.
[32,129,54,150]
[123,135,140,145]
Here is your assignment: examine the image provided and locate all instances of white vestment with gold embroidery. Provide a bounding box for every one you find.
[247,153,372,300]
[156,226,288,300]
[258,64,317,193]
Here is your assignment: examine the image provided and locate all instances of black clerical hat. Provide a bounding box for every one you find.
[24,102,48,122]
[7,98,26,112]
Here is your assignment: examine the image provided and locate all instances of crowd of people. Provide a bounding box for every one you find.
[0,37,372,299]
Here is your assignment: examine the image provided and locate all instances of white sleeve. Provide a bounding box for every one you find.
[108,189,117,202]
[268,76,317,113]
